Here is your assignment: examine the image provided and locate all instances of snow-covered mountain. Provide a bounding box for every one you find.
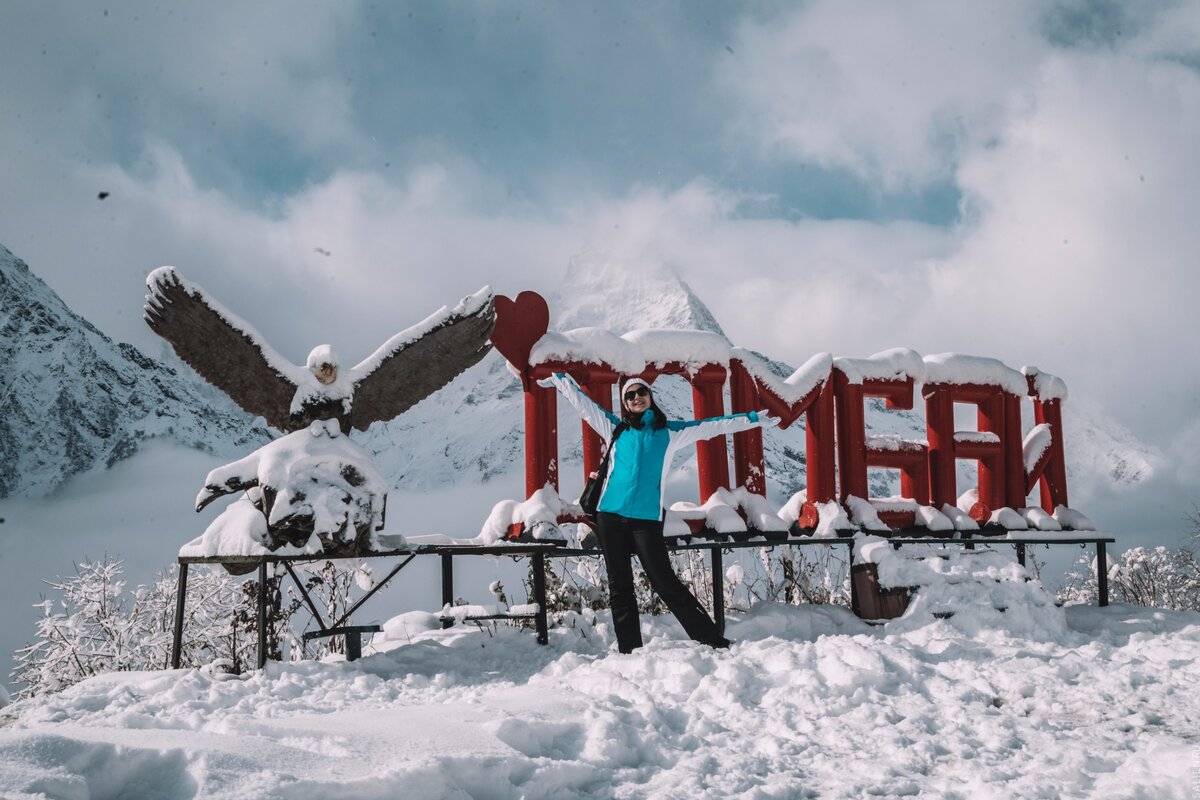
[550,247,729,335]
[1,242,1157,505]
[0,244,270,498]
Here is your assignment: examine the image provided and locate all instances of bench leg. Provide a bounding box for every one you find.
[533,552,548,645]
[1097,541,1109,607]
[346,632,362,661]
[1015,543,1026,568]
[171,562,188,669]
[257,560,268,669]
[711,546,725,637]
[441,553,454,629]
[847,542,860,617]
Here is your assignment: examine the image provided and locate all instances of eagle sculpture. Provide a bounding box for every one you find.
[148,266,495,560]
[144,266,495,433]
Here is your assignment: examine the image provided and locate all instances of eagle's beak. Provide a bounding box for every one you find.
[315,363,337,385]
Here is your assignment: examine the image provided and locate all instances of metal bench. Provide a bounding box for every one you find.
[172,532,1115,669]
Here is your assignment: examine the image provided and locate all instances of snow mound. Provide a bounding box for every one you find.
[669,487,790,535]
[856,536,1068,640]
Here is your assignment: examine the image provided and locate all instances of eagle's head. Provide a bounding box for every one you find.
[305,345,339,386]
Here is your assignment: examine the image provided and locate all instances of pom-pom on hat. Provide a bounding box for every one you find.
[620,377,652,399]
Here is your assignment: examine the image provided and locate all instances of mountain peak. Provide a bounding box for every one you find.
[0,243,269,498]
[550,246,727,338]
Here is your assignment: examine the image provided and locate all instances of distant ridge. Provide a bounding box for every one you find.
[0,244,270,498]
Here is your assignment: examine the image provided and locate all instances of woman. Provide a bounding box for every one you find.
[538,372,777,653]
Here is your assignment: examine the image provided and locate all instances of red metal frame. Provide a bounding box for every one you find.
[922,383,1025,522]
[833,371,928,528]
[1026,375,1069,512]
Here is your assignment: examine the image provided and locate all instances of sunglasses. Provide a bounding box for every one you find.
[624,387,650,402]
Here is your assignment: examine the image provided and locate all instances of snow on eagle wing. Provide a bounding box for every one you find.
[347,287,495,431]
[144,267,304,431]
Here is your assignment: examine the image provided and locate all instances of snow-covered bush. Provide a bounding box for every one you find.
[11,559,257,696]
[141,563,253,672]
[1060,546,1200,611]
[526,557,609,622]
[11,557,372,697]
[12,559,141,695]
[751,547,850,607]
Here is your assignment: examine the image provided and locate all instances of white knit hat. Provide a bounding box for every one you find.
[620,377,652,399]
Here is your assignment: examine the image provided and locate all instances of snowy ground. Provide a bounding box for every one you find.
[1,599,1198,799]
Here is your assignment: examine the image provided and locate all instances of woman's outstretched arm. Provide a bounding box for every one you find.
[667,409,779,448]
[536,372,620,439]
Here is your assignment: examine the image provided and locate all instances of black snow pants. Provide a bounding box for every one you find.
[596,512,723,653]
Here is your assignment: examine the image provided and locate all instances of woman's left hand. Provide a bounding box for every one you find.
[755,410,781,428]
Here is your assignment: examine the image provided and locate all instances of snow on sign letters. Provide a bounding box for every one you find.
[490,291,1086,542]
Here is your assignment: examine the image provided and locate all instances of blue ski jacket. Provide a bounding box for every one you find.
[541,373,769,521]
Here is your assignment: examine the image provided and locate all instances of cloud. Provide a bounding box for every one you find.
[719,0,1050,188]
[55,145,584,364]
[927,50,1200,441]
[0,2,360,166]
[1171,417,1200,487]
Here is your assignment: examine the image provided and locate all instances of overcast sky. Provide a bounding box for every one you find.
[3,1,1199,534]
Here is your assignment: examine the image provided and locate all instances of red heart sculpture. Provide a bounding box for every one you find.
[491,291,550,375]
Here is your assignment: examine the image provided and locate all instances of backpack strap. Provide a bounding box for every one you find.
[596,422,628,473]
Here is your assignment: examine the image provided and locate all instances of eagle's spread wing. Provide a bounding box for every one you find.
[348,288,495,431]
[144,267,303,430]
